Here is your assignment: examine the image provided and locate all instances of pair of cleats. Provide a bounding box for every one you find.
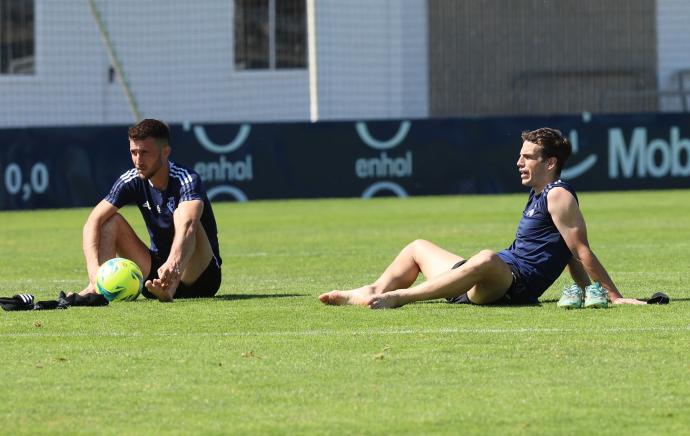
[557,282,608,309]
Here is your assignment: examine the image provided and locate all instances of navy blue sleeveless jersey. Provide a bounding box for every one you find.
[497,180,577,299]
[104,161,222,266]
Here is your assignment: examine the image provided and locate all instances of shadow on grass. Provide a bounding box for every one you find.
[541,297,690,304]
[417,300,542,307]
[213,293,308,301]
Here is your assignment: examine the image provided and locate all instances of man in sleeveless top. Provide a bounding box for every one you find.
[76,119,222,302]
[319,127,644,308]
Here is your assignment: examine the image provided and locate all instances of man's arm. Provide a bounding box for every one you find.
[567,257,590,290]
[82,200,120,293]
[145,199,204,301]
[548,188,644,305]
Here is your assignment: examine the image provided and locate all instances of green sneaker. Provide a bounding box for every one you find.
[584,282,608,308]
[557,284,583,309]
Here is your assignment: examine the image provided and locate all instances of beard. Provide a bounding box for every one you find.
[136,159,164,180]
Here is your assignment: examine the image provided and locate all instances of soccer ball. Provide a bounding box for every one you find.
[95,258,143,302]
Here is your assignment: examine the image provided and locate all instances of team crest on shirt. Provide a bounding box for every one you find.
[526,208,536,217]
[167,197,176,214]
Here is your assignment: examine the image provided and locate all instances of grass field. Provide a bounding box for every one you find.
[1,190,689,435]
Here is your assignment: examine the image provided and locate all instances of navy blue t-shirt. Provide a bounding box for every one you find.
[104,161,222,266]
[497,180,577,298]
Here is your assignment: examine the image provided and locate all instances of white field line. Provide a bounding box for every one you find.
[1,325,689,338]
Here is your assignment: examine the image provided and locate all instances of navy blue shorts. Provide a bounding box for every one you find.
[142,251,221,299]
[445,259,538,306]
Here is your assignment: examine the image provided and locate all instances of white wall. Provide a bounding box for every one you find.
[0,0,428,128]
[4,1,690,127]
[102,0,310,124]
[0,0,312,127]
[315,0,428,120]
[0,1,108,127]
[657,0,690,112]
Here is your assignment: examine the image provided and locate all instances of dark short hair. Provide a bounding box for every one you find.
[128,119,170,146]
[521,127,571,175]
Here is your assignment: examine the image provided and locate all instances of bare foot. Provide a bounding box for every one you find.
[368,293,403,309]
[144,279,176,302]
[318,286,376,306]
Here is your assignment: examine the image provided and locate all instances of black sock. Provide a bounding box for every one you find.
[0,294,35,311]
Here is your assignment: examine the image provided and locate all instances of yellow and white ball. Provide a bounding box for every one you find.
[95,258,143,302]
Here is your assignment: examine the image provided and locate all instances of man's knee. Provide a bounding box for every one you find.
[469,249,499,268]
[101,213,126,234]
[465,250,509,278]
[407,239,434,254]
[465,250,513,303]
[407,239,427,248]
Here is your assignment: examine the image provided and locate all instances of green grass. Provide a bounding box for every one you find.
[1,191,689,435]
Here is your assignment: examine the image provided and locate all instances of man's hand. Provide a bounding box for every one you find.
[144,199,203,302]
[145,260,182,302]
[157,260,182,289]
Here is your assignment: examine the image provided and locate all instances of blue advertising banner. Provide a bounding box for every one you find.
[1,113,689,210]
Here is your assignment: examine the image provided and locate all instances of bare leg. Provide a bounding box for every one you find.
[319,239,463,306]
[368,250,513,309]
[144,223,213,301]
[79,213,151,295]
